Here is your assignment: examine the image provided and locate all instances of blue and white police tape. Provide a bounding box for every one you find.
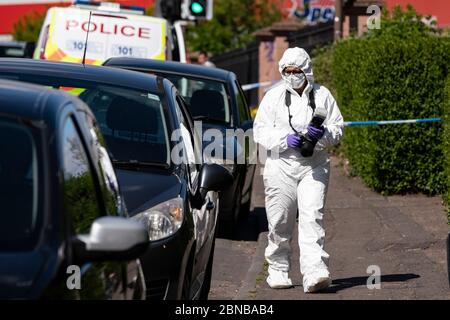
[241,80,281,91]
[344,118,441,127]
[242,82,443,126]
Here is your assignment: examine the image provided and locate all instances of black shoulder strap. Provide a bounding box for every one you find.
[309,88,316,112]
[285,89,315,112]
[285,90,291,107]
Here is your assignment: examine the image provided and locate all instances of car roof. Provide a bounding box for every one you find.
[0,79,76,121]
[0,58,163,93]
[104,57,234,82]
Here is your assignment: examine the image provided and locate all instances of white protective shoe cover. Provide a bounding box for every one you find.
[303,270,331,293]
[266,268,293,289]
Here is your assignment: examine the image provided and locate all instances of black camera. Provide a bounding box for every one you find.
[298,109,327,157]
[285,89,327,157]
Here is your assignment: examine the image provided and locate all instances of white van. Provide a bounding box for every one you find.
[34,1,186,65]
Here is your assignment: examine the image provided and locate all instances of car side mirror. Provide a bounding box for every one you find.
[72,216,149,263]
[191,163,233,209]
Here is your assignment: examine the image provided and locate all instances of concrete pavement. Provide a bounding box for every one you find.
[210,156,450,300]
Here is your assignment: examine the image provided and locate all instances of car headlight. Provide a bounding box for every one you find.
[132,197,184,241]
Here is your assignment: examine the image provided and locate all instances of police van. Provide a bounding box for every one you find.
[34,1,186,65]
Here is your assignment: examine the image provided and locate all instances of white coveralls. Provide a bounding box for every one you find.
[253,48,344,292]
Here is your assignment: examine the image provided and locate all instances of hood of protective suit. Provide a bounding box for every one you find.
[279,47,314,94]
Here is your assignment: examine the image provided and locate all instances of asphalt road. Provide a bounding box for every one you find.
[209,156,450,300]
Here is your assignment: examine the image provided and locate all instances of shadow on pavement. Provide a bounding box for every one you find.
[324,273,421,293]
[217,207,268,241]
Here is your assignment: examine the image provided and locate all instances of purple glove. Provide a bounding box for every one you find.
[307,125,325,140]
[287,133,302,148]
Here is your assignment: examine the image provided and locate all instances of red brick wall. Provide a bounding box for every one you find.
[386,0,450,28]
[258,36,289,102]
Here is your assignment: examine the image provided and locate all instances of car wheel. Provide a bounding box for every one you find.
[239,187,252,221]
[199,236,216,300]
[181,252,194,300]
[219,186,241,238]
[181,274,190,300]
[239,199,251,221]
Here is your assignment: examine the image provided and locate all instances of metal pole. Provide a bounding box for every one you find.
[154,0,163,17]
[334,0,343,41]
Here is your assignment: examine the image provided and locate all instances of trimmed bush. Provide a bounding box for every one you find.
[442,76,450,220]
[312,45,336,98]
[327,6,450,194]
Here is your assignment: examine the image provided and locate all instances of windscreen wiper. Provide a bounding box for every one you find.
[112,159,169,169]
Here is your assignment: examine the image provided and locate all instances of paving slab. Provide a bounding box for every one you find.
[212,156,450,300]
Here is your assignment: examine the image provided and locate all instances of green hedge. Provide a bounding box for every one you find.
[443,77,450,219]
[316,6,450,195]
[312,45,336,98]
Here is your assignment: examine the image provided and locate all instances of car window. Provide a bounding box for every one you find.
[0,118,40,251]
[0,71,172,168]
[235,81,251,123]
[66,86,170,167]
[174,97,198,188]
[61,116,101,234]
[177,96,203,165]
[80,110,123,216]
[158,73,231,124]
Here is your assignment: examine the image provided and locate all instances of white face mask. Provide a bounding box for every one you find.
[283,72,306,89]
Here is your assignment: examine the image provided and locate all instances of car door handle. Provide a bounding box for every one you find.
[206,200,215,211]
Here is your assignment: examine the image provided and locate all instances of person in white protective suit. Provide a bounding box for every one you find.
[253,47,344,293]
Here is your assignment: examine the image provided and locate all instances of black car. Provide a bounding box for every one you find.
[0,41,35,58]
[103,58,257,236]
[0,58,232,299]
[0,79,149,299]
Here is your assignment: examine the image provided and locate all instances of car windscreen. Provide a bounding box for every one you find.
[0,118,40,251]
[157,73,231,124]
